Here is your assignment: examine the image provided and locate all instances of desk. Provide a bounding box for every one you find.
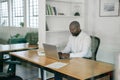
[10,50,114,80]
[0,44,38,72]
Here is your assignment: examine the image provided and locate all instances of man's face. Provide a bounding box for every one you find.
[70,26,80,36]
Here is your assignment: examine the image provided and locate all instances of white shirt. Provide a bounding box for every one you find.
[62,31,92,58]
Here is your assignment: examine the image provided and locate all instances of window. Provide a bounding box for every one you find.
[0,0,39,28]
[29,0,39,28]
[12,0,24,27]
[0,0,8,26]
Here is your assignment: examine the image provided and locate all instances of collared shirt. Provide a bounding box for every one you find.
[62,31,92,58]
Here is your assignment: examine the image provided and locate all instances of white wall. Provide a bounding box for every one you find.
[87,0,120,64]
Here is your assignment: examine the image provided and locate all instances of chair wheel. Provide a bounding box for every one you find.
[8,76,23,80]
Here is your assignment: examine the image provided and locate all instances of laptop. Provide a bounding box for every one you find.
[43,43,69,60]
[43,43,60,60]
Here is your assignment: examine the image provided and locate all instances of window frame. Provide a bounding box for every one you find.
[0,0,39,28]
[0,0,9,26]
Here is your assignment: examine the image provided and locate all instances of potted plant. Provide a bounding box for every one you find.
[20,22,24,27]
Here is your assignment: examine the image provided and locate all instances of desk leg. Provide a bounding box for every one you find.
[0,53,3,72]
[109,71,114,80]
[40,68,45,80]
[54,72,62,80]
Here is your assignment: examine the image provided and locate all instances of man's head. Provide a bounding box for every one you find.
[69,21,81,36]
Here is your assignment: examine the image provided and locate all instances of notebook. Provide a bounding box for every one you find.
[43,43,60,60]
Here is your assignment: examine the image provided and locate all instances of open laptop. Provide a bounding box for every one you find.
[43,43,60,60]
[43,43,69,60]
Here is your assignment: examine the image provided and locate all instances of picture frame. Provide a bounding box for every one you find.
[99,0,119,17]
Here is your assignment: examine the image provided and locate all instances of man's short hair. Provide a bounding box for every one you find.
[69,21,80,28]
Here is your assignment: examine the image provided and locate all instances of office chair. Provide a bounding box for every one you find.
[84,36,100,61]
[0,44,25,80]
[0,60,23,80]
[0,39,28,80]
[90,36,100,60]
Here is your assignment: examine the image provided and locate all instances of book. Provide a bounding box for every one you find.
[46,4,49,15]
[53,7,57,15]
[51,7,55,15]
[48,4,53,15]
[46,22,49,31]
[46,4,57,15]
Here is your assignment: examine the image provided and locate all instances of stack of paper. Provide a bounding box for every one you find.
[46,62,68,69]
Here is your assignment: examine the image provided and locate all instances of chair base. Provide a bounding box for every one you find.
[0,75,23,80]
[0,72,11,77]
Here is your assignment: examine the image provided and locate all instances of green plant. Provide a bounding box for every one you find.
[14,34,20,38]
[11,34,21,38]
[20,22,24,27]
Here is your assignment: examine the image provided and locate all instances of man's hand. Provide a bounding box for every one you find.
[58,52,62,59]
[58,52,70,59]
[61,53,70,59]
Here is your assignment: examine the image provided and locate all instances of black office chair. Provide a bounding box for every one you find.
[0,60,23,80]
[0,38,28,80]
[90,36,100,61]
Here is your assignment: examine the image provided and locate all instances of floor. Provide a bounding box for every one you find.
[4,62,40,80]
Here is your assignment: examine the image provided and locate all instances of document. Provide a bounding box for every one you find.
[46,62,68,69]
[38,52,45,56]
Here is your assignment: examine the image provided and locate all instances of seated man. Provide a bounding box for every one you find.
[59,21,91,59]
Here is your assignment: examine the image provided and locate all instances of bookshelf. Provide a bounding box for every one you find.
[39,0,86,49]
[46,0,82,16]
[45,0,85,49]
[46,15,81,17]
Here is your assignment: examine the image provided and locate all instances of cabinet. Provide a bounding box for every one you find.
[39,0,86,50]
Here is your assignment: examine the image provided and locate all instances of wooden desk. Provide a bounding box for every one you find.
[10,50,114,80]
[0,44,38,52]
[0,44,38,72]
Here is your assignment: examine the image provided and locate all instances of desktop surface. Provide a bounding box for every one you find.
[10,50,114,80]
[0,44,38,52]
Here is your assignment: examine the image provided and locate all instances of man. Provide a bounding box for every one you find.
[59,21,91,59]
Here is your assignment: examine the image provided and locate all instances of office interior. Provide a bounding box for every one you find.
[0,0,120,80]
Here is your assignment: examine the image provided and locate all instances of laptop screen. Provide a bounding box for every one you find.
[43,43,60,60]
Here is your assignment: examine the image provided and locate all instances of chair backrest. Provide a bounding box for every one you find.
[90,36,100,61]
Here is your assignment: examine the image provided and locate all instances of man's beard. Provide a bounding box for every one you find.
[72,32,80,36]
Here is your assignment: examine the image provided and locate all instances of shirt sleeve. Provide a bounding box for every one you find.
[70,36,91,58]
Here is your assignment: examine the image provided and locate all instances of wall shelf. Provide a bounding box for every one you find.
[46,30,69,33]
[46,0,83,4]
[46,15,80,18]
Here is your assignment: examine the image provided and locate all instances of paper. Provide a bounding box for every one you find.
[46,62,68,69]
[38,52,45,56]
